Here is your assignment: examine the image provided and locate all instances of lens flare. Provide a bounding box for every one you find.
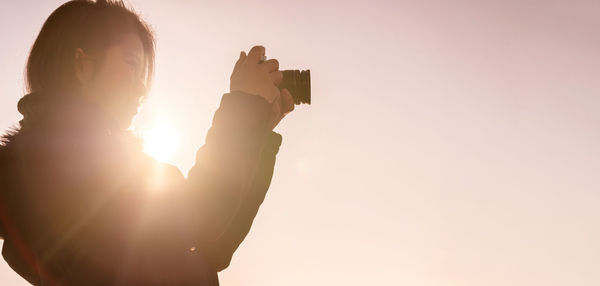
[142,118,179,163]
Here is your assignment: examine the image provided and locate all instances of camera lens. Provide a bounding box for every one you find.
[280,69,311,105]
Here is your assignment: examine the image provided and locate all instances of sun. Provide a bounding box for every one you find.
[142,118,180,163]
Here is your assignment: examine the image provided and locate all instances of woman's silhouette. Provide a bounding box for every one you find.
[0,0,294,285]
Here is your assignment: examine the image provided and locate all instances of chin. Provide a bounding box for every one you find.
[120,105,138,126]
[122,115,136,130]
[111,112,135,131]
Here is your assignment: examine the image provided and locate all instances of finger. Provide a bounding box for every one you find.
[246,45,265,64]
[280,88,295,114]
[230,51,246,80]
[262,85,280,104]
[259,58,279,73]
[270,95,282,129]
[269,70,283,86]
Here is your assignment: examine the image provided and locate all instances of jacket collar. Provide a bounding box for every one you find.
[16,89,120,135]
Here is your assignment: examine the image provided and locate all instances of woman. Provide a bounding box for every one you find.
[0,0,294,285]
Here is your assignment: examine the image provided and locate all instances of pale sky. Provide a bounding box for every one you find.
[1,0,599,285]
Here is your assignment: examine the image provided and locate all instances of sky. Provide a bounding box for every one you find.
[1,0,599,285]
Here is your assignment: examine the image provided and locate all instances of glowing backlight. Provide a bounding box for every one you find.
[142,118,180,163]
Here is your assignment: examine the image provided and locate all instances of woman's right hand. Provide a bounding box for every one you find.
[229,45,294,130]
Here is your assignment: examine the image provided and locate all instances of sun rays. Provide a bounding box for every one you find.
[142,117,180,163]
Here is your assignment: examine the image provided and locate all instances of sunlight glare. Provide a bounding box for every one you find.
[142,119,180,163]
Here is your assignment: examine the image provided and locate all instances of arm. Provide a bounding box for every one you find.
[141,45,294,276]
[186,89,275,238]
[202,130,281,272]
[178,90,282,270]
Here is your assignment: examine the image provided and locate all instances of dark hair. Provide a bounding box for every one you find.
[25,0,155,95]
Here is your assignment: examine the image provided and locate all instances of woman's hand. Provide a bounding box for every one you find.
[230,45,295,130]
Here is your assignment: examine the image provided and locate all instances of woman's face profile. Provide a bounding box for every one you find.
[76,33,148,130]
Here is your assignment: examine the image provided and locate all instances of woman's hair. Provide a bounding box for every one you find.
[25,0,155,95]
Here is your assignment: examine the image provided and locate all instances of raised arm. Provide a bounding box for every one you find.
[187,91,284,272]
[182,90,280,248]
[201,127,282,272]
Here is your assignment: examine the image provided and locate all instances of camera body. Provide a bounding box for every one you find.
[258,57,310,105]
[280,69,311,105]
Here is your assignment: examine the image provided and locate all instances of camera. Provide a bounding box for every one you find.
[259,57,311,105]
[279,69,311,105]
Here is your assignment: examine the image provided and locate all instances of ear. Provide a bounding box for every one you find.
[74,48,95,85]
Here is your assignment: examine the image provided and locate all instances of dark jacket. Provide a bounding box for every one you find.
[0,89,283,285]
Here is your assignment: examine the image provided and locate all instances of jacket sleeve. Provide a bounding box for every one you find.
[178,90,283,271]
[200,122,282,272]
